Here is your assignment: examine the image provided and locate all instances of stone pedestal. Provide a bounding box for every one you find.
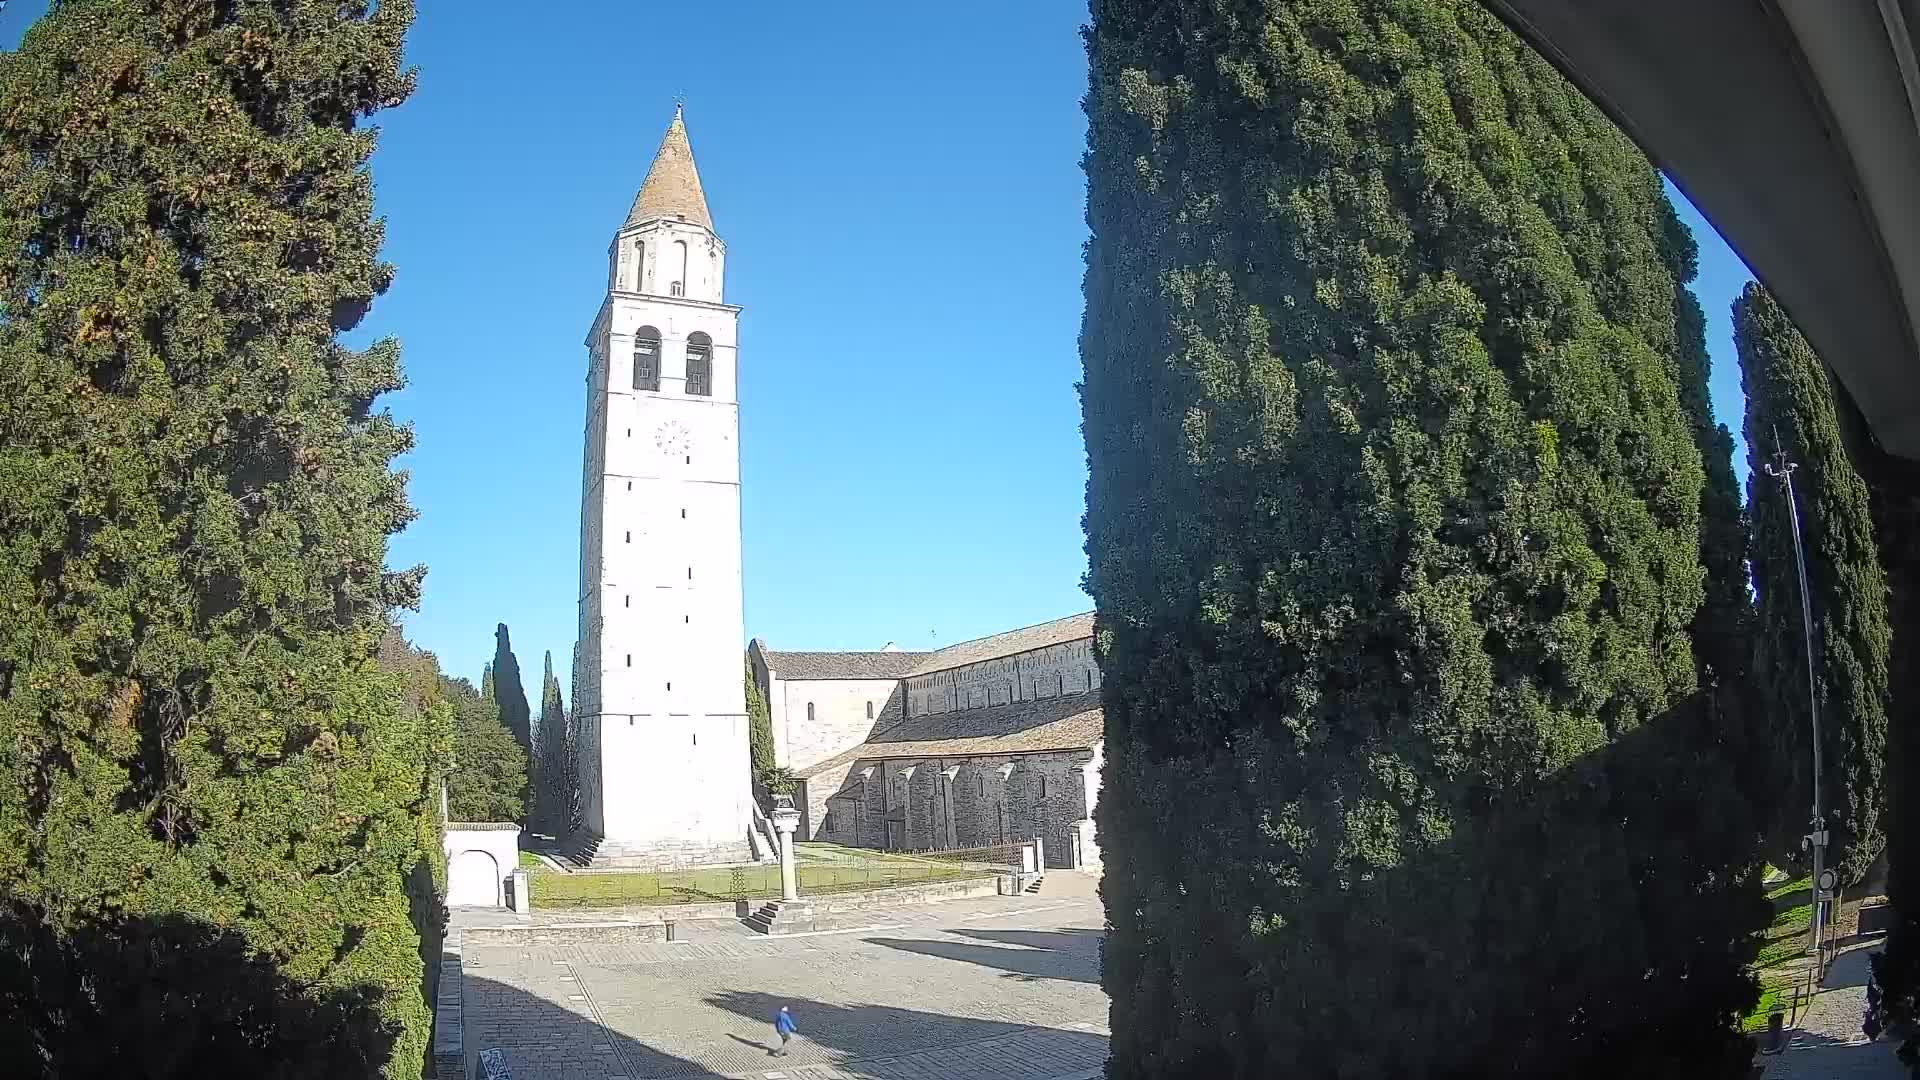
[772,802,801,901]
[744,898,823,936]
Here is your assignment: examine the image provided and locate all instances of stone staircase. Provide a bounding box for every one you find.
[744,899,826,936]
[553,831,604,870]
[746,802,780,864]
[1023,873,1046,894]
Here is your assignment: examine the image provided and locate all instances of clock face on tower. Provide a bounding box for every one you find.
[654,420,692,459]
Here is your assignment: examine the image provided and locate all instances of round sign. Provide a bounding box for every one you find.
[1818,869,1838,893]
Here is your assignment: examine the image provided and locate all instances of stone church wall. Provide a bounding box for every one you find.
[814,749,1099,868]
[905,638,1101,718]
[772,678,899,773]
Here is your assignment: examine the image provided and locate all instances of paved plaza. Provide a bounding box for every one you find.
[458,878,1110,1079]
[1758,943,1906,1080]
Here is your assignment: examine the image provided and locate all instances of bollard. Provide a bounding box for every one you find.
[665,920,677,942]
[1765,1010,1786,1055]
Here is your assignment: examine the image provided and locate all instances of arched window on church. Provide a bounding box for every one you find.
[633,327,661,391]
[807,702,815,724]
[671,239,688,296]
[685,332,713,396]
[633,238,645,290]
[866,701,874,720]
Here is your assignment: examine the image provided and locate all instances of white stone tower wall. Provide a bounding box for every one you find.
[574,111,752,864]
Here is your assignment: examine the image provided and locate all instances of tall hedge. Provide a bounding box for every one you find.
[533,650,568,835]
[1081,1,1761,1075]
[1866,450,1920,1060]
[0,1,433,1075]
[1737,282,1890,884]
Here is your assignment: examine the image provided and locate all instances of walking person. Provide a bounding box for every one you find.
[771,1005,798,1056]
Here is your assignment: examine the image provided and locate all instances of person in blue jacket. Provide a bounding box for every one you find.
[772,1005,798,1056]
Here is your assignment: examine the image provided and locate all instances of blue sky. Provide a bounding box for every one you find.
[2,2,1759,687]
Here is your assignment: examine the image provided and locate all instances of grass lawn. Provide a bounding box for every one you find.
[528,846,1000,909]
[1740,872,1815,1032]
[518,850,547,871]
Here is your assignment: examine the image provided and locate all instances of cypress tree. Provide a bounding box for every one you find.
[491,623,531,756]
[480,661,495,703]
[1866,452,1920,1054]
[1659,204,1754,694]
[1736,282,1890,885]
[1081,1,1758,1074]
[746,659,774,788]
[0,1,434,1073]
[533,650,567,835]
[566,646,584,834]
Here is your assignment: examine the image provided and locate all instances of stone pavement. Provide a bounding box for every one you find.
[459,888,1110,1079]
[1758,942,1905,1079]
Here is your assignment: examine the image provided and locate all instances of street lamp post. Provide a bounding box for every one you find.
[1764,440,1826,961]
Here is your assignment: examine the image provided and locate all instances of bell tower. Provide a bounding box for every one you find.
[574,106,752,866]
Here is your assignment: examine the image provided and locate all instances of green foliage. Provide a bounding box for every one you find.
[480,662,495,703]
[1736,283,1890,885]
[0,905,398,1078]
[445,677,526,824]
[0,1,431,1074]
[491,624,531,755]
[1080,1,1762,1075]
[566,646,584,834]
[1866,454,1920,1055]
[532,650,569,836]
[746,658,776,789]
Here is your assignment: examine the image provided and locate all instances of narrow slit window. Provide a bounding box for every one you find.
[625,655,631,667]
[866,701,875,720]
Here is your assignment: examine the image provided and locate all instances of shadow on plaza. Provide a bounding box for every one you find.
[864,927,1102,984]
[1758,1030,1906,1079]
[459,976,1107,1078]
[706,989,1109,1066]
[461,973,708,1079]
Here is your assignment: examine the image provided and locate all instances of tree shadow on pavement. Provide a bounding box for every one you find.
[463,972,709,1079]
[705,989,1108,1067]
[1759,1029,1905,1079]
[1825,945,1881,992]
[863,927,1101,984]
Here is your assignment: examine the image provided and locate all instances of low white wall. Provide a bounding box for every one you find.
[445,823,521,909]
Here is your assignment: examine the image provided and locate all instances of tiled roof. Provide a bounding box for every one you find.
[760,650,930,681]
[625,107,712,231]
[909,612,1095,676]
[796,692,1102,777]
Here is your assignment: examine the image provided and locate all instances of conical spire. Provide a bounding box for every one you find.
[624,105,713,231]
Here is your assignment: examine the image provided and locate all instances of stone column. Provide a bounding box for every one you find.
[939,764,960,850]
[771,803,801,901]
